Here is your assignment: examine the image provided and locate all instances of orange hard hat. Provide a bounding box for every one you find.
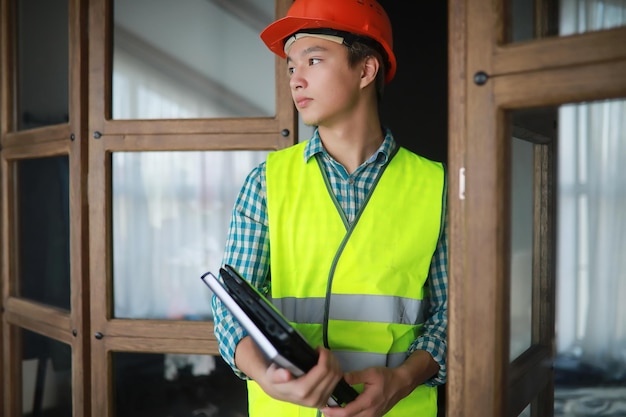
[260,0,396,83]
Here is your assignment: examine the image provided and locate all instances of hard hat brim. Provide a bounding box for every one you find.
[261,16,396,83]
[261,16,354,59]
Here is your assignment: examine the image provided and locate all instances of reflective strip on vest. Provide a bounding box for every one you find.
[272,294,425,325]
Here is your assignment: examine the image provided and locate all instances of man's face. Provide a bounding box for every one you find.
[286,36,364,127]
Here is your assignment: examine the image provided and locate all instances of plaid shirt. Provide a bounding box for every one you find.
[211,127,448,386]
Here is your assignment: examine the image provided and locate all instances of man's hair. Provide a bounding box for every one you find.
[345,41,387,103]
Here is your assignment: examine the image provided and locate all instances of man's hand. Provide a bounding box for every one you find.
[319,366,400,417]
[319,349,439,417]
[235,337,345,408]
[259,347,345,408]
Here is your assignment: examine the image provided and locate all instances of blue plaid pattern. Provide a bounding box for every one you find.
[211,127,448,386]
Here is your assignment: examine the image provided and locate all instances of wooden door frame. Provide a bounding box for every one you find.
[1,0,90,416]
[447,0,626,415]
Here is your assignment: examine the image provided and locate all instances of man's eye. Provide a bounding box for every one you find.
[309,58,321,65]
[287,66,295,75]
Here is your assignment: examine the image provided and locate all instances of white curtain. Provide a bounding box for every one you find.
[557,100,626,378]
[109,37,314,321]
[557,0,626,380]
[111,42,269,320]
[112,150,266,320]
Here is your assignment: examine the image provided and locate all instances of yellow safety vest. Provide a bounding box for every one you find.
[248,142,445,417]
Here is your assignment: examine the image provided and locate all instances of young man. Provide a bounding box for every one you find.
[211,0,448,416]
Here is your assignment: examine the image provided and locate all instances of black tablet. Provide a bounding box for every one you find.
[202,264,358,407]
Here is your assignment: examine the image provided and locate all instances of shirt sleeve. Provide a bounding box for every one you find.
[210,162,270,380]
[408,209,448,387]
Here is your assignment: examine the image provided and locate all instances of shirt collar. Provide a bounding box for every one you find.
[303,127,397,165]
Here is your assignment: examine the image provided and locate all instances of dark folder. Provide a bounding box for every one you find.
[201,264,358,407]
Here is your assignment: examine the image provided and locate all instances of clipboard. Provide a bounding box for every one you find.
[201,264,358,407]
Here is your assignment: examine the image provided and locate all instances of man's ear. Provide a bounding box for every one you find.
[360,56,380,88]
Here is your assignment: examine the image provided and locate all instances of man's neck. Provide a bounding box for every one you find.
[318,123,383,175]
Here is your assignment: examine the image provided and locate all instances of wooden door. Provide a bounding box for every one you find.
[87,1,296,416]
[1,1,297,416]
[447,0,626,416]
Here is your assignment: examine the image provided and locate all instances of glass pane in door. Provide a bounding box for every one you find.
[510,136,535,360]
[508,0,626,43]
[17,0,69,130]
[510,0,541,42]
[21,327,72,416]
[17,156,71,311]
[112,351,246,417]
[508,99,626,416]
[555,98,626,386]
[112,150,267,319]
[560,0,626,36]
[509,107,557,362]
[112,0,275,119]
